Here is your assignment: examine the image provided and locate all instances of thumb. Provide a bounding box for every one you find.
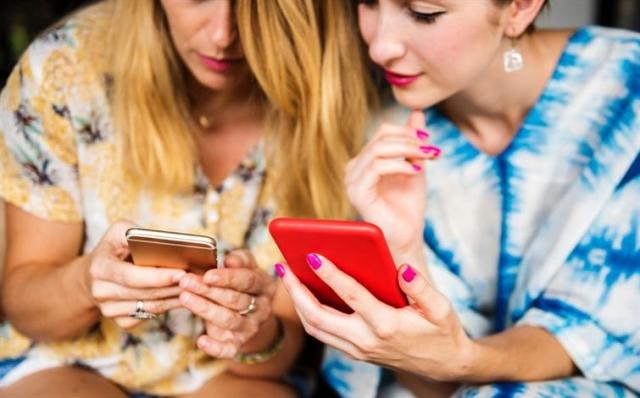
[407,110,426,131]
[398,264,452,326]
[224,249,257,269]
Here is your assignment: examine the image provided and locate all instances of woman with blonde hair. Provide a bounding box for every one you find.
[0,0,372,396]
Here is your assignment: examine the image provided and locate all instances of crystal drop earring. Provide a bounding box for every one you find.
[504,37,524,73]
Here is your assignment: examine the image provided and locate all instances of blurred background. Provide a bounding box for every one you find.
[1,0,640,87]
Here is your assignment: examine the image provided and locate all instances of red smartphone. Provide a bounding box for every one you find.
[268,217,408,313]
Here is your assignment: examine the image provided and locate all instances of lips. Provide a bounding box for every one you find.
[383,70,422,87]
[199,54,242,72]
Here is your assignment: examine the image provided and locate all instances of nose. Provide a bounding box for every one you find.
[367,14,407,67]
[208,0,237,49]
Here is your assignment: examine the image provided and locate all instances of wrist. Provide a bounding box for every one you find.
[454,338,499,383]
[239,315,279,354]
[235,316,285,365]
[74,255,97,309]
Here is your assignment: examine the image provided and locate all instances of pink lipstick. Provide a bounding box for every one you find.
[384,70,422,87]
[199,54,242,72]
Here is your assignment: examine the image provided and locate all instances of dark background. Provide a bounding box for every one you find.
[1,0,640,86]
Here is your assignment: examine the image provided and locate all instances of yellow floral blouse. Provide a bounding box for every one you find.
[0,4,281,395]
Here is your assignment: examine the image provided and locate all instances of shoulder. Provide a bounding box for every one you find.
[14,3,112,93]
[562,26,640,71]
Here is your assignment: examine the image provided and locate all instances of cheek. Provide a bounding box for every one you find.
[413,23,498,86]
[357,7,376,46]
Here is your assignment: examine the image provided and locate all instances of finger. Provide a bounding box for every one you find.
[205,322,245,345]
[93,257,186,288]
[366,122,427,150]
[362,158,423,195]
[180,274,255,312]
[179,291,245,331]
[202,267,274,296]
[297,313,366,362]
[348,158,423,206]
[92,280,181,301]
[113,316,143,330]
[351,140,433,173]
[197,335,238,359]
[278,263,372,358]
[276,262,359,333]
[101,220,138,254]
[100,298,182,318]
[407,109,426,130]
[223,249,257,269]
[398,264,452,327]
[303,254,396,327]
[348,136,427,179]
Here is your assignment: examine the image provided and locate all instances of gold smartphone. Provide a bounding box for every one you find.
[125,228,218,273]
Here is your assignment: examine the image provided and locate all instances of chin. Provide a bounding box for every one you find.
[194,71,235,91]
[391,87,440,110]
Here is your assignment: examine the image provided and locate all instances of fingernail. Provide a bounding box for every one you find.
[172,271,186,283]
[180,277,195,289]
[180,292,192,304]
[306,253,322,270]
[412,163,422,172]
[205,273,220,284]
[419,145,442,158]
[275,263,286,278]
[402,265,417,283]
[198,336,209,349]
[416,130,430,140]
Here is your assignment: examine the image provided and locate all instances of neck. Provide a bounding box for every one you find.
[440,30,570,155]
[187,75,263,131]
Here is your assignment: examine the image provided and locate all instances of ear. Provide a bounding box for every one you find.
[503,0,547,38]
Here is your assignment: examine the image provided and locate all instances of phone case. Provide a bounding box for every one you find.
[268,218,408,313]
[126,228,217,272]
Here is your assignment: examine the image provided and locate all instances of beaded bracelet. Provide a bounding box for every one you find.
[234,317,285,365]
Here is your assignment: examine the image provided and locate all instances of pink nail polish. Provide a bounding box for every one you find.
[416,130,430,140]
[306,253,322,270]
[412,163,422,172]
[275,263,286,278]
[402,265,417,282]
[419,145,442,158]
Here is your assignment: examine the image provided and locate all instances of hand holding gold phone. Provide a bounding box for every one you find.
[125,228,219,274]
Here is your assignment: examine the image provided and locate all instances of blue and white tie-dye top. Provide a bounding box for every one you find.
[323,26,640,397]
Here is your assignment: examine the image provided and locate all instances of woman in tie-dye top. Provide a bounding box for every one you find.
[277,0,640,397]
[0,0,373,397]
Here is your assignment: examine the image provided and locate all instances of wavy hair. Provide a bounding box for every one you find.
[105,0,373,219]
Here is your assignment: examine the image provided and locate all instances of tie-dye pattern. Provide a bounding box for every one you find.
[324,26,640,397]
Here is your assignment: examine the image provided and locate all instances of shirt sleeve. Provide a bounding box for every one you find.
[0,34,83,222]
[516,176,640,392]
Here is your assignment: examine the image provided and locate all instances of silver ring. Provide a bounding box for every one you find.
[128,300,157,320]
[238,296,257,316]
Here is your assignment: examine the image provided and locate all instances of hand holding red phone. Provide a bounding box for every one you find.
[85,221,186,330]
[345,110,437,256]
[178,249,278,359]
[276,256,472,382]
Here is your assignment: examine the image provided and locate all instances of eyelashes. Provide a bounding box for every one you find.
[408,10,445,23]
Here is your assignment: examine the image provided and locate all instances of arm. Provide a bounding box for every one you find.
[2,204,186,341]
[2,203,97,341]
[464,326,577,383]
[278,255,578,385]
